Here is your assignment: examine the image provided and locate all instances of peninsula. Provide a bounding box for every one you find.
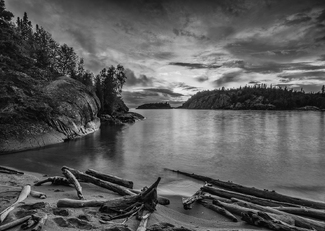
[136,102,173,109]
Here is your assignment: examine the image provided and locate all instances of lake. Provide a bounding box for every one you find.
[1,109,325,203]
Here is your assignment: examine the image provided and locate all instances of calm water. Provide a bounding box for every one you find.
[1,109,325,202]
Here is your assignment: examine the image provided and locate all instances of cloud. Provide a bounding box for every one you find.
[169,62,221,69]
[153,51,176,60]
[124,69,153,87]
[194,75,209,82]
[175,82,200,91]
[145,88,183,97]
[278,71,325,82]
[66,27,97,53]
[316,9,325,22]
[283,13,311,26]
[213,71,242,87]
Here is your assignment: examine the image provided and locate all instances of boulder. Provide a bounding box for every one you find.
[0,74,101,153]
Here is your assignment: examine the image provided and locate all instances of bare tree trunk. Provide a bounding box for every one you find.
[62,166,136,196]
[242,211,314,231]
[62,168,84,200]
[169,169,325,209]
[86,169,133,189]
[274,207,325,220]
[200,200,238,222]
[201,185,299,207]
[0,215,31,231]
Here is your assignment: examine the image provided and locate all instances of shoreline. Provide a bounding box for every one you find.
[0,167,262,231]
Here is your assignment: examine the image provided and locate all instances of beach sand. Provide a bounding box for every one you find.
[0,169,265,231]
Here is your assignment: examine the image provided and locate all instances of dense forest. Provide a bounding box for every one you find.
[182,85,325,110]
[0,0,126,115]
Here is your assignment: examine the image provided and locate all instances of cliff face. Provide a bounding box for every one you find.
[0,74,101,153]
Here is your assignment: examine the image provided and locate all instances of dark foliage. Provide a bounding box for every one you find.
[0,0,127,115]
[182,84,325,110]
[137,102,172,109]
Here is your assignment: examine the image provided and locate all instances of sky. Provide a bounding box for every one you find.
[6,0,325,108]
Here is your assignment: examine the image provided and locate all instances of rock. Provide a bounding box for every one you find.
[19,202,48,210]
[103,225,132,231]
[77,214,92,221]
[296,106,320,111]
[53,208,71,216]
[0,75,101,153]
[147,223,195,231]
[53,217,96,230]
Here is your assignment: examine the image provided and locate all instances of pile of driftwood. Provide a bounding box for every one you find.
[0,165,169,231]
[170,169,325,231]
[36,166,168,230]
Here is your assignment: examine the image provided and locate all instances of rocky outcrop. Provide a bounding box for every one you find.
[0,74,101,153]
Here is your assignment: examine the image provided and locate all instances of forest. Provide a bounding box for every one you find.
[0,0,125,115]
[182,84,325,110]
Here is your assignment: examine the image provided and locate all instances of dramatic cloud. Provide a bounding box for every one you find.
[124,69,153,87]
[144,88,184,97]
[213,71,243,87]
[6,0,325,106]
[169,62,221,69]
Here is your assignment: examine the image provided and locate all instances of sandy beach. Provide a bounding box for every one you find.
[0,167,265,231]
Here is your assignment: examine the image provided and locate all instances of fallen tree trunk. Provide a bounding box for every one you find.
[100,177,161,221]
[57,198,107,208]
[201,194,232,203]
[182,190,204,210]
[169,169,325,209]
[274,207,325,220]
[0,215,31,231]
[242,211,314,231]
[201,185,298,207]
[62,166,136,196]
[86,169,133,189]
[0,185,31,222]
[136,210,151,231]
[0,166,24,175]
[31,214,47,231]
[200,200,238,222]
[130,189,170,205]
[62,168,84,200]
[34,176,71,186]
[230,198,325,231]
[213,200,295,225]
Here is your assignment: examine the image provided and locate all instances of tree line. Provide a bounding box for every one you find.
[186,84,325,109]
[0,0,126,115]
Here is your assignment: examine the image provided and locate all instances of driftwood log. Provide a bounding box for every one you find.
[86,169,133,189]
[0,166,24,175]
[169,169,325,209]
[136,210,151,231]
[212,200,295,225]
[202,185,299,207]
[200,200,238,222]
[34,176,71,186]
[31,214,47,231]
[0,185,31,223]
[242,211,314,231]
[229,198,325,231]
[99,177,161,221]
[182,190,204,210]
[274,207,325,220]
[62,168,84,199]
[0,215,31,231]
[62,166,136,196]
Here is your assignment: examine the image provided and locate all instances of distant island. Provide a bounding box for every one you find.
[136,102,173,109]
[180,85,325,110]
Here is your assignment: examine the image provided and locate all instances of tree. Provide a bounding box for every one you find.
[56,44,77,76]
[322,85,325,95]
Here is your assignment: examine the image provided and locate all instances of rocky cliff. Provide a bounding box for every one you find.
[0,74,101,153]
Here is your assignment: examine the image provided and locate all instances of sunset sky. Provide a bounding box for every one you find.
[7,0,325,107]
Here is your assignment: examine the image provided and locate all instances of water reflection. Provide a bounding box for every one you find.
[0,110,324,201]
